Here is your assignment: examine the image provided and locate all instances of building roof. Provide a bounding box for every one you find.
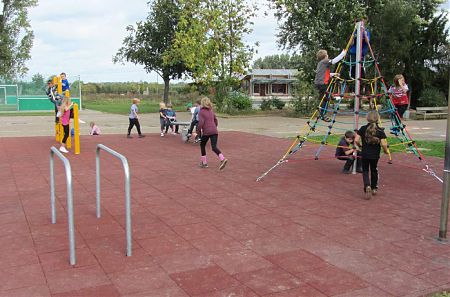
[248,69,298,76]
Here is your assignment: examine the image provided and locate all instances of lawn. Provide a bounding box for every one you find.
[308,134,445,158]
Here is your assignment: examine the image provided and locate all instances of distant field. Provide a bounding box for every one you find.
[82,97,188,114]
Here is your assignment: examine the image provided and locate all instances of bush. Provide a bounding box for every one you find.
[271,97,286,110]
[291,95,317,116]
[260,99,272,111]
[221,91,252,114]
[417,88,447,107]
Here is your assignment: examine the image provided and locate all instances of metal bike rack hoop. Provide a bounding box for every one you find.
[96,144,132,256]
[50,146,76,265]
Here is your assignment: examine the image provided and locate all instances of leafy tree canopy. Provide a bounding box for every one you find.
[252,54,301,69]
[0,0,37,80]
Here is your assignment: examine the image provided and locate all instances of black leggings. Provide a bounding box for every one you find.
[128,118,142,135]
[62,124,69,144]
[200,134,221,156]
[316,84,328,117]
[395,104,408,119]
[362,158,379,190]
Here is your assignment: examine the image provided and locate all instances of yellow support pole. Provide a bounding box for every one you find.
[57,76,63,96]
[73,103,80,155]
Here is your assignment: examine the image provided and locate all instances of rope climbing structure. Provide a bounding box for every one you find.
[257,20,442,183]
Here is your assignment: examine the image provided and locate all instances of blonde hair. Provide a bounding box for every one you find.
[365,111,380,144]
[317,49,328,61]
[90,121,95,127]
[132,98,140,104]
[159,102,166,109]
[393,74,404,87]
[60,96,72,111]
[200,96,213,109]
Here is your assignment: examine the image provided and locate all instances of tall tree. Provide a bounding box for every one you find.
[114,0,187,103]
[0,0,37,80]
[168,0,257,83]
[270,0,449,103]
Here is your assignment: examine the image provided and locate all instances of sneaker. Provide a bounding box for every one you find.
[219,159,228,170]
[199,162,208,168]
[171,132,177,135]
[59,146,69,153]
[160,132,164,137]
[186,133,192,137]
[371,188,377,196]
[364,186,372,200]
[390,128,399,136]
[194,138,200,144]
[342,169,351,174]
[321,116,332,122]
[138,134,146,138]
[127,135,132,138]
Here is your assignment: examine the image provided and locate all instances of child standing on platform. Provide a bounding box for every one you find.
[61,72,70,93]
[59,97,73,153]
[127,98,145,138]
[197,97,228,170]
[314,48,347,122]
[355,111,389,199]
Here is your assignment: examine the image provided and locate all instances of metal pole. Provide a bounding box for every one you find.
[49,147,76,265]
[78,75,82,110]
[438,72,450,241]
[95,144,132,256]
[353,21,363,174]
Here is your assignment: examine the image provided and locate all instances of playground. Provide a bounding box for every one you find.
[0,127,449,296]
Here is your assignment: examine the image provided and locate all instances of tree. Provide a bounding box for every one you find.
[252,54,300,69]
[114,0,187,103]
[0,0,37,80]
[168,0,257,83]
[270,0,449,103]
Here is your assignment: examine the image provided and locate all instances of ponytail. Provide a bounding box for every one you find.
[365,111,380,144]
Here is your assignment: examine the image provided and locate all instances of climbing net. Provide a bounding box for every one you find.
[257,22,442,183]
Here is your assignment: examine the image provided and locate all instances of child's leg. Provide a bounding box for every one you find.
[62,124,70,145]
[316,84,329,118]
[210,134,226,163]
[135,119,142,135]
[160,118,165,133]
[370,159,379,189]
[361,158,371,189]
[127,118,135,135]
[200,135,209,165]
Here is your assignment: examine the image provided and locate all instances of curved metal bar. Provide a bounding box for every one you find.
[96,144,132,257]
[50,146,76,265]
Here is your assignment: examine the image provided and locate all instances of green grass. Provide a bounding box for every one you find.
[83,98,187,114]
[430,292,450,297]
[307,135,445,158]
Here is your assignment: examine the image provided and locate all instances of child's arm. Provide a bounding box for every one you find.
[331,49,347,65]
[380,139,389,154]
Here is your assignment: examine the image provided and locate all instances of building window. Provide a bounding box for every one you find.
[253,84,260,94]
[272,84,287,94]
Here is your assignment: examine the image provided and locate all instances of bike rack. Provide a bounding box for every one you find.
[50,146,76,265]
[96,144,132,256]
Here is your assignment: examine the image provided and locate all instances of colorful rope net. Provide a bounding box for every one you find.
[256,21,442,183]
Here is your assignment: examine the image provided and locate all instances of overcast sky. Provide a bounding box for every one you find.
[25,0,279,83]
[25,1,449,83]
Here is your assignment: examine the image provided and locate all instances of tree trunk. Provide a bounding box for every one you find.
[163,75,170,104]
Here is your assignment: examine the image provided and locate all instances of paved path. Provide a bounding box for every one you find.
[0,131,449,296]
[0,109,447,140]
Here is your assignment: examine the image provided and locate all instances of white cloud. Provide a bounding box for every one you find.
[26,0,280,82]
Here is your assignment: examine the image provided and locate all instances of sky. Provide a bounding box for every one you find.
[25,0,449,83]
[25,0,279,83]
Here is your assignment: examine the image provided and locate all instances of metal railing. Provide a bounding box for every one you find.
[96,144,132,256]
[50,146,76,265]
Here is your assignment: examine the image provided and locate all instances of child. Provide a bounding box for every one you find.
[89,122,101,135]
[187,99,201,140]
[389,74,409,119]
[164,103,178,134]
[46,79,63,123]
[59,96,73,153]
[61,72,70,93]
[197,97,228,170]
[335,130,362,173]
[127,98,145,138]
[355,111,389,199]
[159,102,167,137]
[314,48,347,122]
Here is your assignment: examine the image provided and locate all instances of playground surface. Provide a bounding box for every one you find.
[0,129,449,296]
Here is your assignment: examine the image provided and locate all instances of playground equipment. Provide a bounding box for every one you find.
[53,74,80,154]
[257,21,441,183]
[50,146,76,265]
[96,144,132,256]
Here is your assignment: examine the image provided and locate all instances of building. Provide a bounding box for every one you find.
[240,69,298,106]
